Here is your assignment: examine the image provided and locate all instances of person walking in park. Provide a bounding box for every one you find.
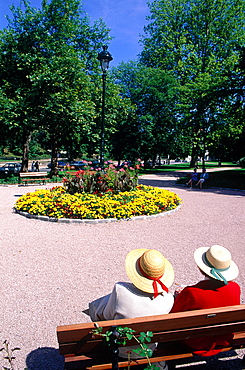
[31,161,36,172]
[35,160,40,172]
[171,244,240,356]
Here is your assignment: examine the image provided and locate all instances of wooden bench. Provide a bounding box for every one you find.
[19,171,48,185]
[57,305,245,369]
[202,173,213,188]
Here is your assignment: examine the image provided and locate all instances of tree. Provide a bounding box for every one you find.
[111,61,181,163]
[0,0,112,174]
[140,0,245,166]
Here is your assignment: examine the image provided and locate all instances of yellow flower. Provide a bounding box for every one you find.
[14,185,182,220]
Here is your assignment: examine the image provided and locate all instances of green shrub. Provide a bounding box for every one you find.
[237,157,245,168]
[0,174,19,184]
[62,162,141,195]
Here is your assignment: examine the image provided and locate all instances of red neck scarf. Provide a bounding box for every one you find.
[138,260,169,298]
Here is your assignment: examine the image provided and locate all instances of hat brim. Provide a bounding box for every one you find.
[125,249,174,294]
[194,247,239,281]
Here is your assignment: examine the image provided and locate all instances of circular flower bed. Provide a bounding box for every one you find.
[14,185,182,220]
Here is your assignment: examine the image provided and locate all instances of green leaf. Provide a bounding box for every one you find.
[145,364,160,370]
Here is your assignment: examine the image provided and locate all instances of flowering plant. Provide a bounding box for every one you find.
[14,185,182,220]
[62,161,141,195]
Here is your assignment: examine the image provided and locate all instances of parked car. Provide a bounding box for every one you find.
[117,160,133,169]
[47,161,67,169]
[91,160,100,169]
[69,161,87,170]
[0,163,22,175]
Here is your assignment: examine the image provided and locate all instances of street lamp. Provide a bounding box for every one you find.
[97,45,113,169]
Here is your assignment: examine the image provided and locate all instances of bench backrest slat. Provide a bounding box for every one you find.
[59,322,245,357]
[19,172,47,177]
[57,305,245,357]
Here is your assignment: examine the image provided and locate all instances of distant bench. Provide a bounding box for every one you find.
[19,171,48,185]
[185,172,213,187]
[57,305,245,370]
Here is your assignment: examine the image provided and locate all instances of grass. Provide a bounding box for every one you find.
[0,174,20,184]
[0,162,244,190]
[0,174,58,185]
[140,161,238,174]
[176,169,245,190]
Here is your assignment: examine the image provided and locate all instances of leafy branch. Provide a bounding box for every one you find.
[0,340,27,370]
[92,324,159,370]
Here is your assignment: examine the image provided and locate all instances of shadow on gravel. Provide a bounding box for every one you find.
[26,347,64,370]
[25,347,244,369]
[139,177,245,197]
[168,350,245,369]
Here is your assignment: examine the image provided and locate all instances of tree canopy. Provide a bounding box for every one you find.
[140,0,245,164]
[0,0,115,173]
[111,61,185,163]
[0,0,245,168]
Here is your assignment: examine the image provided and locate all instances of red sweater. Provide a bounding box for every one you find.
[171,279,241,356]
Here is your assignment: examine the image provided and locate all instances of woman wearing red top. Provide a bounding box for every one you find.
[171,245,240,356]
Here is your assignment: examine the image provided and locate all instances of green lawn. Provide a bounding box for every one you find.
[176,169,245,190]
[140,162,237,173]
[0,162,244,190]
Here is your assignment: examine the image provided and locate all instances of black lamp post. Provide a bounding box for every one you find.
[97,45,113,170]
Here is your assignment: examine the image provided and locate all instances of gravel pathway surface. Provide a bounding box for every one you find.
[0,172,244,369]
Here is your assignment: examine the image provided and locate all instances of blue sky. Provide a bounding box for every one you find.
[0,0,150,66]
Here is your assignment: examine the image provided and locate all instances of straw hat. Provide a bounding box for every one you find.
[125,249,174,296]
[194,245,239,283]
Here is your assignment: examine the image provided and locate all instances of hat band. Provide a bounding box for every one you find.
[204,253,229,285]
[138,260,169,298]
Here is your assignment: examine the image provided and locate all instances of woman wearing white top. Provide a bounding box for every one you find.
[89,249,175,369]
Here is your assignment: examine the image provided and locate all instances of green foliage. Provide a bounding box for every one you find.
[140,0,245,164]
[92,325,156,368]
[177,169,245,190]
[111,61,181,161]
[15,184,181,219]
[62,162,141,195]
[1,0,244,165]
[237,157,245,168]
[93,75,136,163]
[0,340,27,370]
[0,0,114,172]
[0,174,19,184]
[142,0,245,77]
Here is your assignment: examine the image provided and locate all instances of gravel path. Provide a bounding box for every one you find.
[0,173,244,369]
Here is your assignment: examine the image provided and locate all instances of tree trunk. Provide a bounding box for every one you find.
[50,130,59,177]
[190,145,199,168]
[152,153,157,168]
[21,131,32,172]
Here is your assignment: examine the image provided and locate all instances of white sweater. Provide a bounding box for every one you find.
[89,281,174,320]
[89,282,174,359]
